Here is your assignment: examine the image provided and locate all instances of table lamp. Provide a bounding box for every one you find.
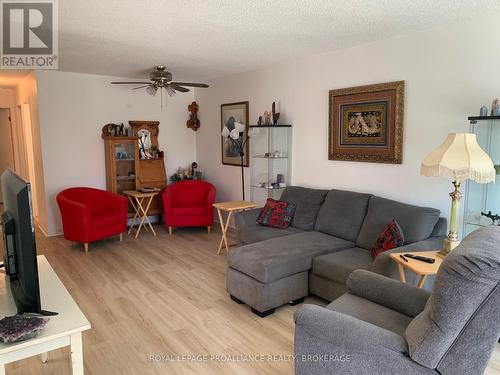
[421,133,495,256]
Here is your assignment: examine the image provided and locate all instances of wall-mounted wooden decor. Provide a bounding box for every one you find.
[186,101,200,131]
[328,81,405,164]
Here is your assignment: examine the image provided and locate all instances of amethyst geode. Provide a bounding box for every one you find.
[0,315,49,343]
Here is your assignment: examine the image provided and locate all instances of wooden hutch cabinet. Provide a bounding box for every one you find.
[103,121,167,216]
[103,136,139,197]
[130,121,166,215]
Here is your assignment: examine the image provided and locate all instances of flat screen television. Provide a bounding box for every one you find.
[0,169,46,314]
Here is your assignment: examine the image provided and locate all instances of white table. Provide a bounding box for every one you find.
[0,255,91,374]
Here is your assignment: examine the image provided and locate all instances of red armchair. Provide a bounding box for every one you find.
[162,180,216,234]
[56,187,128,253]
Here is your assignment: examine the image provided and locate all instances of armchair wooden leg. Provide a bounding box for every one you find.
[119,233,123,241]
[168,226,173,236]
[83,243,89,254]
[207,226,211,234]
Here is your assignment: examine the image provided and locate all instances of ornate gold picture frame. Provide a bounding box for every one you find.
[328,81,405,164]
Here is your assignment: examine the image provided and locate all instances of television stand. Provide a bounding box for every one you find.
[0,255,91,374]
[40,309,58,316]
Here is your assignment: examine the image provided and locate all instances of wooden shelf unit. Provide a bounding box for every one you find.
[103,121,167,217]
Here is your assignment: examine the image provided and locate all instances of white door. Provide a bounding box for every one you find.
[0,108,14,203]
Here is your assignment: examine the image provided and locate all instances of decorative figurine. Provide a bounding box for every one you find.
[272,100,280,125]
[263,111,271,125]
[480,106,488,117]
[491,98,499,116]
[191,162,198,178]
[257,115,263,126]
[186,101,200,131]
[119,123,124,136]
[101,123,121,137]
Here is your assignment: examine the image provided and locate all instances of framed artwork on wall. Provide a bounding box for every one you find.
[328,81,405,164]
[221,101,249,167]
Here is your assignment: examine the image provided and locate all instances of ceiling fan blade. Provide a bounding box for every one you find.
[111,81,152,85]
[169,82,209,88]
[169,83,190,93]
[131,85,152,90]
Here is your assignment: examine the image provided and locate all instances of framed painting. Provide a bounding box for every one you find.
[221,101,249,167]
[328,81,405,164]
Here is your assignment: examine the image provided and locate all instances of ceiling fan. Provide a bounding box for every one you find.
[111,65,209,107]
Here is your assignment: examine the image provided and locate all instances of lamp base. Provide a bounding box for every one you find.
[438,238,460,257]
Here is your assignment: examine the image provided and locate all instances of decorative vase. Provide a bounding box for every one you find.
[491,98,499,116]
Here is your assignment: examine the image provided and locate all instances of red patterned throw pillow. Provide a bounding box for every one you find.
[371,219,404,258]
[256,198,297,229]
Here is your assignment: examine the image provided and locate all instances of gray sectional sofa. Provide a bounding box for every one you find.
[227,186,446,317]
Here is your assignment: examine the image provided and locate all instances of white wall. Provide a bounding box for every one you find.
[195,13,500,222]
[15,72,47,231]
[36,70,196,235]
[0,89,15,191]
[0,108,14,203]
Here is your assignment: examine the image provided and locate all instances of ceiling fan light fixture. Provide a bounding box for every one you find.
[110,65,209,108]
[146,85,158,96]
[165,85,176,97]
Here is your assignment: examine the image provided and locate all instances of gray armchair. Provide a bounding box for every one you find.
[294,226,500,375]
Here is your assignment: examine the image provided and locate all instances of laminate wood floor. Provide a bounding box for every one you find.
[0,225,498,375]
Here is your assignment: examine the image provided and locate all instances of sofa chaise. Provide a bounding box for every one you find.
[227,186,446,316]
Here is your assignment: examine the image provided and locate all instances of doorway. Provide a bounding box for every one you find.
[0,108,14,204]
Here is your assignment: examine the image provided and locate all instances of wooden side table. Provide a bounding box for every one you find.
[389,251,443,288]
[123,190,159,239]
[213,201,258,255]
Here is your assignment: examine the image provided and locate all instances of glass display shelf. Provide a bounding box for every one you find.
[249,125,292,206]
[252,155,289,159]
[252,185,286,190]
[463,116,500,237]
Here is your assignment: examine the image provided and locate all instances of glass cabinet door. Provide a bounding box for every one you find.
[463,118,500,236]
[114,142,136,194]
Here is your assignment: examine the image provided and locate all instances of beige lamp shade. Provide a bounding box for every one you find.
[421,133,495,183]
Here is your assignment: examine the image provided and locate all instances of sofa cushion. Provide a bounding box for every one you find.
[256,198,296,228]
[171,205,206,216]
[228,231,353,283]
[237,225,303,245]
[327,293,413,337]
[312,247,373,285]
[371,219,404,258]
[314,189,372,242]
[279,186,328,231]
[356,196,440,250]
